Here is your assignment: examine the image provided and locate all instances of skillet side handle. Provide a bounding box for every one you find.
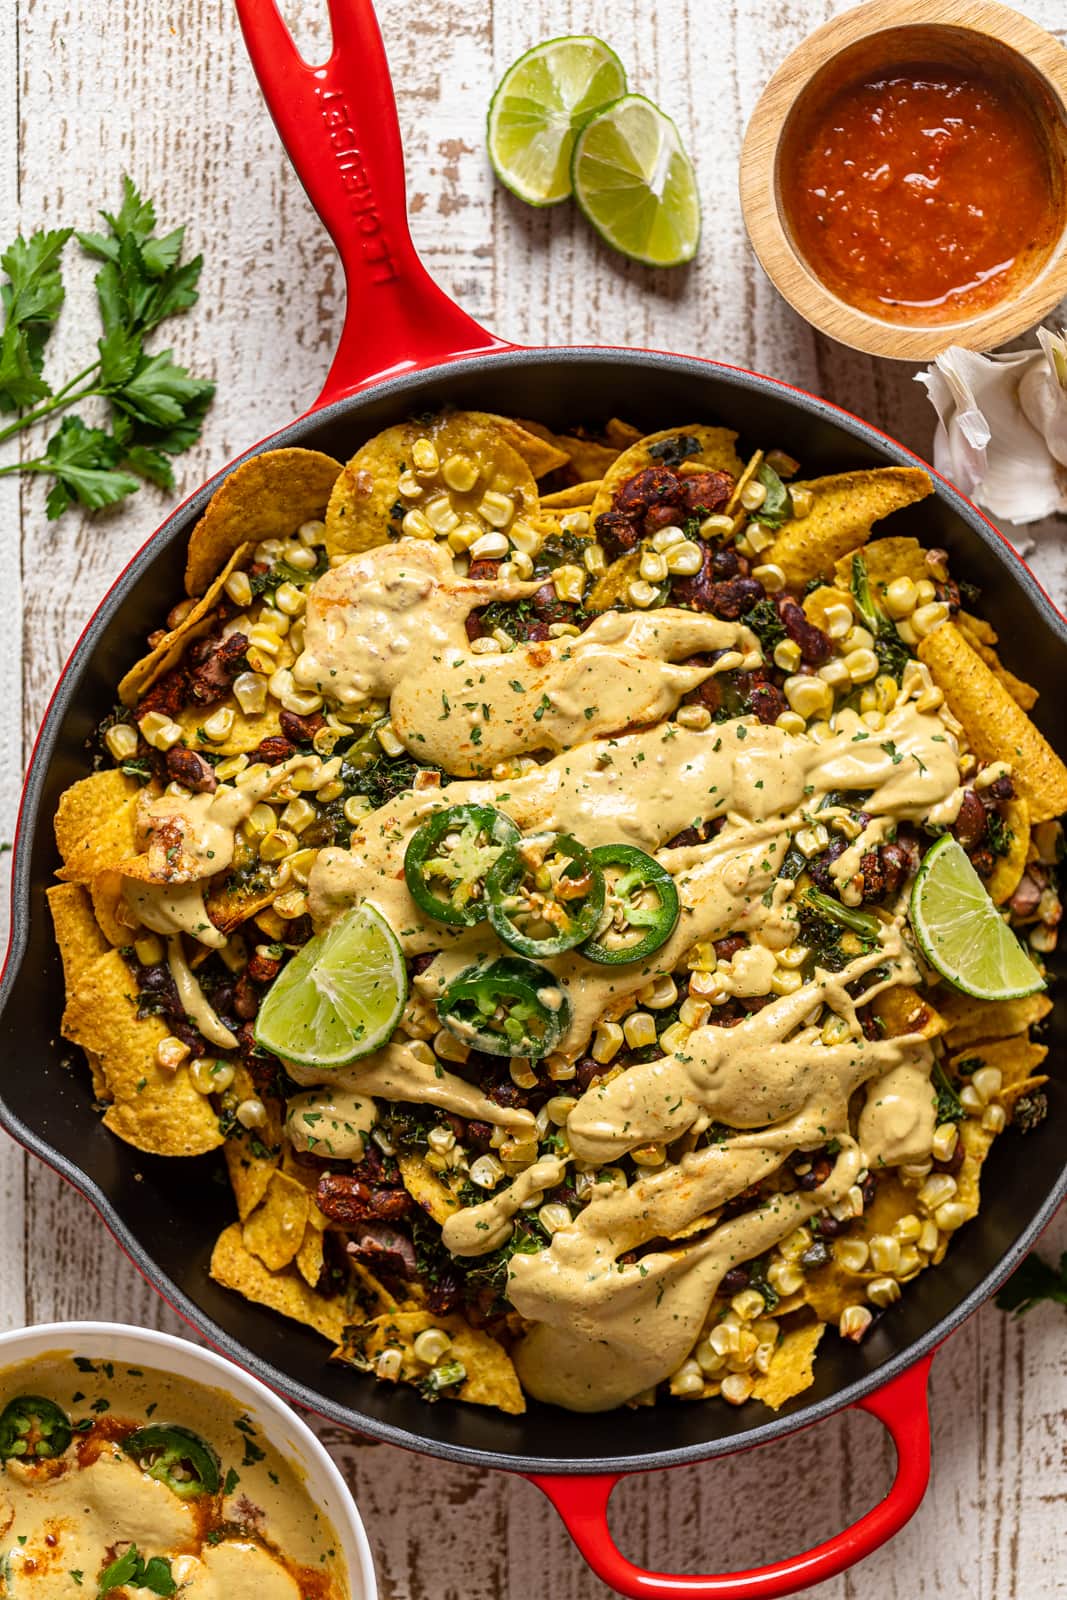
[234,0,511,406]
[530,1355,934,1600]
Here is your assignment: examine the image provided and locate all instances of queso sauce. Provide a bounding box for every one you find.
[781,62,1060,323]
[0,1354,349,1598]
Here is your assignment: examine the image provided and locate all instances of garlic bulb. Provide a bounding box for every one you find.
[916,334,1067,525]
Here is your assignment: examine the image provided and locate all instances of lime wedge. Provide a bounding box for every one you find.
[910,835,1044,1000]
[487,36,627,206]
[571,93,701,267]
[254,903,407,1069]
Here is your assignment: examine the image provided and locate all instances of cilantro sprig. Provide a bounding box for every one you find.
[0,178,213,519]
[97,1544,176,1597]
[995,1251,1067,1317]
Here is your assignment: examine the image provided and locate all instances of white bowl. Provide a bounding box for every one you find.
[0,1320,377,1600]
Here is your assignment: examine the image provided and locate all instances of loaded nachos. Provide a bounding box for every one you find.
[48,411,1067,1415]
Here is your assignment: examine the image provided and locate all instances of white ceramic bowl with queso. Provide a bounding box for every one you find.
[0,1320,376,1600]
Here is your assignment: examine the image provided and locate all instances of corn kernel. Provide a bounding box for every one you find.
[679,997,711,1029]
[538,1202,574,1236]
[280,798,317,834]
[776,710,806,736]
[982,1103,1007,1134]
[224,569,254,607]
[469,1153,504,1190]
[623,1011,657,1049]
[639,975,678,1010]
[260,828,298,862]
[918,1173,957,1212]
[411,438,440,475]
[552,564,587,603]
[478,491,515,529]
[930,1122,958,1162]
[155,1035,189,1073]
[917,1219,940,1254]
[740,480,767,511]
[784,675,833,720]
[822,602,854,639]
[665,540,703,576]
[770,967,803,995]
[105,722,139,762]
[273,889,308,920]
[934,1200,971,1232]
[470,529,509,560]
[509,1056,539,1089]
[439,451,478,492]
[839,1304,873,1341]
[883,576,917,619]
[200,707,235,743]
[912,601,950,638]
[236,1096,268,1129]
[401,508,434,541]
[867,1276,901,1308]
[845,648,879,684]
[868,1234,901,1274]
[790,487,813,519]
[766,1259,804,1296]
[818,658,851,689]
[732,1288,767,1322]
[820,1013,851,1046]
[627,580,658,608]
[375,1348,404,1382]
[676,703,712,731]
[592,1021,624,1064]
[413,1328,451,1365]
[343,795,371,826]
[509,518,542,556]
[971,1065,1003,1104]
[772,638,801,673]
[639,548,668,583]
[233,671,268,716]
[376,722,406,758]
[670,1359,706,1398]
[721,1373,754,1405]
[835,1238,870,1273]
[423,496,460,536]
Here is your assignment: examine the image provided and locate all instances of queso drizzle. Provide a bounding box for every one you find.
[0,1355,349,1598]
[72,416,1063,1416]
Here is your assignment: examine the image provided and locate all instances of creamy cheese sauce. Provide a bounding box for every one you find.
[118,524,973,1413]
[294,540,762,773]
[0,1354,348,1598]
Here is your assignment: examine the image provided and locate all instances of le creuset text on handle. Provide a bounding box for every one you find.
[234,0,512,407]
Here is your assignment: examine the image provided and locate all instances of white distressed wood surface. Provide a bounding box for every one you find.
[1,0,1066,1594]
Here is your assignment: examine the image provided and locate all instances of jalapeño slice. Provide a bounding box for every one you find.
[437,956,570,1057]
[581,844,680,965]
[123,1423,221,1499]
[0,1395,72,1461]
[486,832,605,957]
[405,805,521,927]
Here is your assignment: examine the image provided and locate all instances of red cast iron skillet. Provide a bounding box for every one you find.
[2,2,1065,1594]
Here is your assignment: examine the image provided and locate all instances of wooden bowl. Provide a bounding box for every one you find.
[739,0,1067,359]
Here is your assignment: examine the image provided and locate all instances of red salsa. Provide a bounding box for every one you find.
[781,62,1061,323]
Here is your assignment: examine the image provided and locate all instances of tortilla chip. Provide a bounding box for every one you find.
[540,481,603,510]
[918,623,1067,821]
[324,413,539,559]
[833,534,928,595]
[88,870,136,944]
[591,426,743,522]
[767,468,933,588]
[336,1309,525,1414]
[398,1152,461,1223]
[185,448,341,597]
[61,948,223,1156]
[54,770,140,883]
[725,450,764,515]
[949,1034,1048,1089]
[986,797,1030,905]
[47,883,109,991]
[604,418,642,448]
[224,1065,284,1219]
[870,984,944,1040]
[938,988,1052,1050]
[120,545,251,707]
[955,615,1040,711]
[211,1222,350,1342]
[586,550,642,614]
[242,1171,311,1272]
[174,698,282,757]
[750,1321,825,1410]
[349,1262,401,1318]
[482,415,570,477]
[802,584,853,636]
[295,1224,326,1289]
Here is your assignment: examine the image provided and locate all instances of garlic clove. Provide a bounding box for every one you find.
[917,341,1067,525]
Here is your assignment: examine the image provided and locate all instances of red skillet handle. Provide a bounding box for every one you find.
[234,0,511,406]
[530,1355,933,1599]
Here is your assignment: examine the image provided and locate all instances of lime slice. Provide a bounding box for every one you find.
[254,903,407,1069]
[910,835,1044,1000]
[571,93,701,267]
[487,36,627,206]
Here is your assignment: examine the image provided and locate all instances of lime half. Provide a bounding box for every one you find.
[571,93,701,267]
[910,835,1044,1001]
[487,36,627,206]
[254,903,408,1069]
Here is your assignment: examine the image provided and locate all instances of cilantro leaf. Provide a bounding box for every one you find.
[110,348,214,429]
[95,1543,176,1598]
[995,1251,1067,1316]
[40,416,139,519]
[0,228,73,410]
